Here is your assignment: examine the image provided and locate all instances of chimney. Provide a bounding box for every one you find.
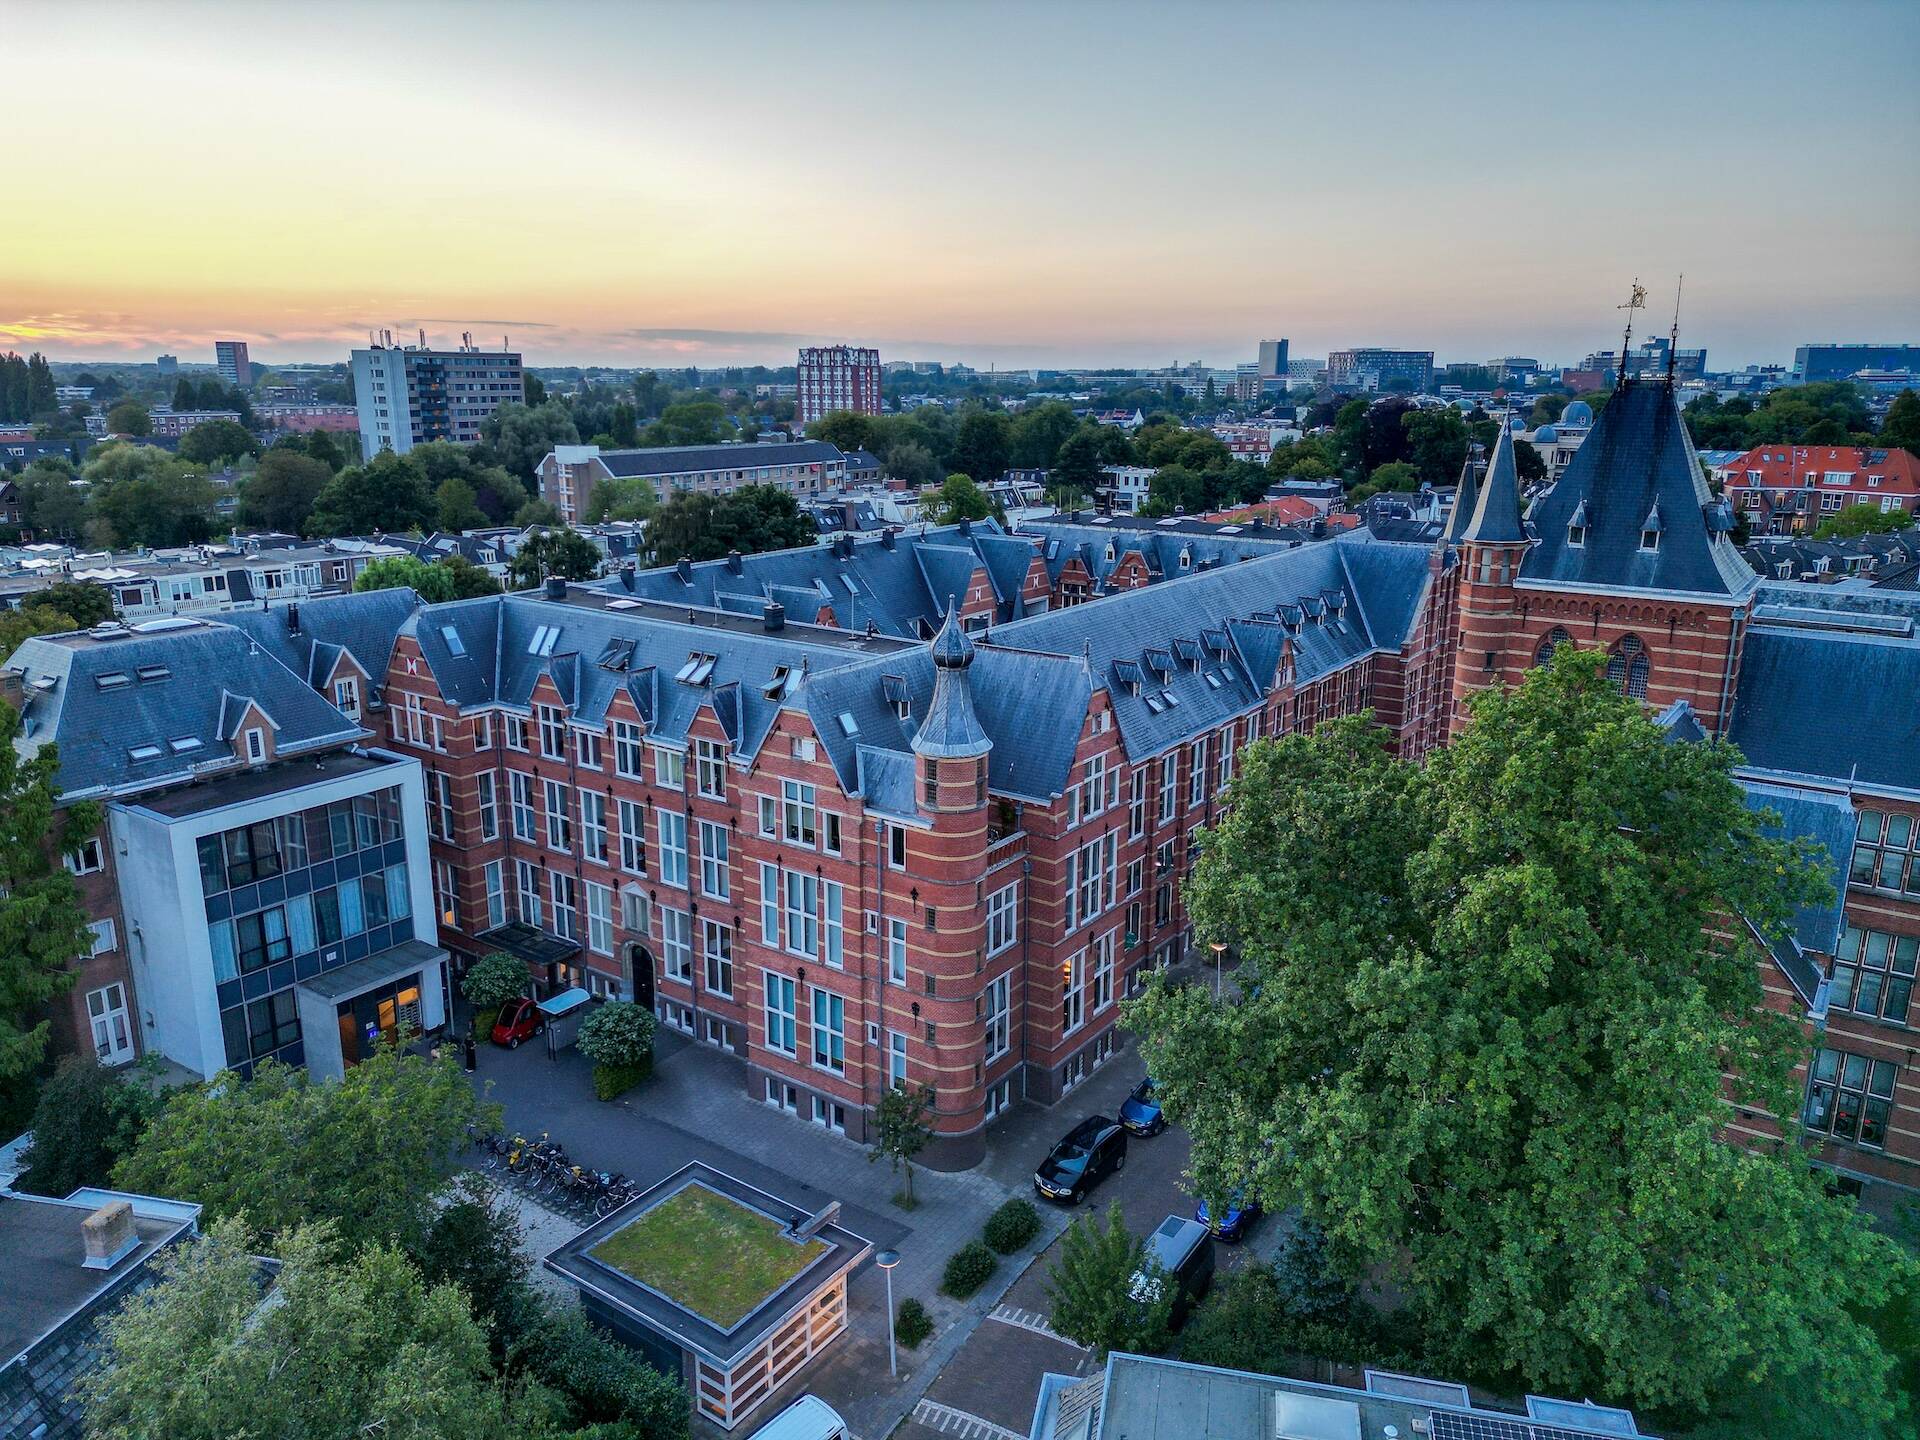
[726,549,742,574]
[619,563,636,593]
[544,576,567,600]
[286,603,301,636]
[0,667,25,714]
[881,526,898,551]
[958,517,971,536]
[675,557,693,584]
[763,601,785,632]
[81,1200,138,1270]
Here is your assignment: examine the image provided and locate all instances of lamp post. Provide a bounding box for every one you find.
[1209,941,1228,1001]
[876,1248,901,1378]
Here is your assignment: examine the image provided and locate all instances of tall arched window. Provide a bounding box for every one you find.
[1607,634,1650,699]
[1534,626,1571,666]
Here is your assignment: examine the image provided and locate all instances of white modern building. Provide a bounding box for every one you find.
[351,336,524,459]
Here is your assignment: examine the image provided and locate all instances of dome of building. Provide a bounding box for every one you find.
[1562,400,1594,426]
[1533,425,1559,443]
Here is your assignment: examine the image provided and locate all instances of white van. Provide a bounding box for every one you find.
[746,1395,850,1440]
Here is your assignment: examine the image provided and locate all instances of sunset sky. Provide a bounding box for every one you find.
[8,0,1917,370]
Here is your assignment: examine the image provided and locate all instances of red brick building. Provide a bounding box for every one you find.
[1715,442,1920,535]
[795,346,881,426]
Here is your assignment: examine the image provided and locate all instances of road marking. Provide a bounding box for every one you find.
[987,1304,1086,1350]
[912,1400,1026,1440]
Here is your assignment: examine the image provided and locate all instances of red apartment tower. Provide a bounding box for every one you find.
[796,346,881,425]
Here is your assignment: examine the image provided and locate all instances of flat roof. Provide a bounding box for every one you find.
[0,1190,196,1366]
[128,747,398,818]
[542,585,917,653]
[297,938,446,1003]
[543,1162,870,1366]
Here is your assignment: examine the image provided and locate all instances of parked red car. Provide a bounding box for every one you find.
[490,997,545,1048]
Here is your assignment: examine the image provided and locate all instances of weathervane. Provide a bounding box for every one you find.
[1616,280,1647,386]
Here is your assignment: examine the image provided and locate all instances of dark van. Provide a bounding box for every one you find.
[1129,1214,1215,1328]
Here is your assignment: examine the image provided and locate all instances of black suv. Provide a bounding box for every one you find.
[1033,1115,1128,1204]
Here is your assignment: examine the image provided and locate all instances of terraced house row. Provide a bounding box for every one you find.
[8,376,1918,1195]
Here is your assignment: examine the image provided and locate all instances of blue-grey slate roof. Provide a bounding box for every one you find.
[1522,381,1754,597]
[9,621,363,799]
[221,588,418,693]
[1019,519,1307,591]
[1456,425,1526,544]
[1729,621,1920,794]
[594,440,846,480]
[1741,780,1856,957]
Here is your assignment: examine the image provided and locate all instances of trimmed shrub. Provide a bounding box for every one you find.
[591,1057,653,1101]
[576,1001,656,1069]
[983,1197,1041,1254]
[462,952,527,1031]
[941,1240,997,1300]
[897,1297,933,1350]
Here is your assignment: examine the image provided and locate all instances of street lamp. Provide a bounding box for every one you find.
[1209,941,1228,1001]
[876,1248,901,1378]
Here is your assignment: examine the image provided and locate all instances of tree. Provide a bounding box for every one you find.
[924,473,992,525]
[1129,653,1914,1427]
[1053,428,1105,495]
[104,399,150,436]
[1178,1222,1380,1376]
[1529,393,1570,427]
[480,402,579,482]
[1045,1203,1172,1359]
[300,426,348,471]
[1814,502,1915,539]
[805,410,872,453]
[113,1044,496,1254]
[509,529,603,589]
[0,603,82,666]
[306,451,435,536]
[16,458,89,539]
[177,418,258,467]
[583,475,659,525]
[638,399,730,448]
[576,1001,656,1097]
[355,554,455,603]
[15,1056,166,1197]
[950,408,1012,484]
[436,476,488,531]
[523,373,547,407]
[1400,406,1469,486]
[1010,400,1078,469]
[868,1084,933,1204]
[462,951,529,1030]
[1512,437,1547,482]
[645,484,816,564]
[76,1219,521,1440]
[1880,389,1920,452]
[0,703,103,1087]
[442,554,503,598]
[238,448,332,532]
[32,581,113,627]
[1351,460,1418,505]
[881,439,941,489]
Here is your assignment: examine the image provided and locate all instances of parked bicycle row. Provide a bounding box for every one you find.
[467,1125,640,1219]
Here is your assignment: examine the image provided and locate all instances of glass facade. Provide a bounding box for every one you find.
[200,786,419,1073]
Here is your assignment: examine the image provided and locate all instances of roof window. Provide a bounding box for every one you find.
[675,653,718,686]
[527,625,560,657]
[168,736,203,753]
[440,625,468,657]
[837,712,859,736]
[94,672,131,690]
[136,664,171,683]
[127,744,164,762]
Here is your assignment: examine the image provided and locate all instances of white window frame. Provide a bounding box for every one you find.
[657,806,688,888]
[986,882,1019,955]
[698,819,730,900]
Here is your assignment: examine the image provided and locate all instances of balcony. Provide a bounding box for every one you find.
[986,825,1026,873]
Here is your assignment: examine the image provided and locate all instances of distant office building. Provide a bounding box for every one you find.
[156,354,178,380]
[214,340,250,390]
[538,440,848,523]
[1793,343,1920,385]
[1489,356,1541,383]
[1257,338,1289,377]
[1578,338,1706,382]
[1326,348,1434,393]
[350,338,525,460]
[149,408,242,440]
[796,346,881,425]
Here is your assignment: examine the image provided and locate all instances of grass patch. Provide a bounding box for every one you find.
[590,1183,825,1328]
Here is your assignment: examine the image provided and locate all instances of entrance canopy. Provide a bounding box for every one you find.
[477,922,580,976]
[294,939,449,1082]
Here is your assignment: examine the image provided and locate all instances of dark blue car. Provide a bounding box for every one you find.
[1195,1189,1263,1243]
[1119,1079,1165,1136]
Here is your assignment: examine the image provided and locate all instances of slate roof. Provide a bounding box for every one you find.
[1018,517,1310,592]
[1729,618,1920,794]
[1521,380,1754,597]
[912,603,991,760]
[220,587,418,695]
[1741,780,1856,956]
[1456,423,1526,544]
[7,619,364,799]
[989,532,1428,761]
[589,440,846,480]
[585,521,1035,638]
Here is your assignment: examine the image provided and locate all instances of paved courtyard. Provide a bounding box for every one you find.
[460,962,1279,1439]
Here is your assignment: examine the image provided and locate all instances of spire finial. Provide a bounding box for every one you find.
[1617,279,1647,386]
[1666,275,1684,386]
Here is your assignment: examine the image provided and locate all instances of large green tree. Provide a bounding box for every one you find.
[1045,1203,1172,1359]
[355,553,456,602]
[1880,389,1920,452]
[1813,502,1914,539]
[644,483,816,563]
[922,473,992,525]
[949,408,1012,484]
[113,1044,495,1254]
[77,1220,524,1440]
[480,402,580,482]
[509,529,603,588]
[1129,650,1914,1429]
[306,451,435,536]
[0,703,103,1087]
[177,418,259,467]
[238,448,333,532]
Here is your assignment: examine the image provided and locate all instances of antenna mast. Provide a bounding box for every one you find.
[1666,275,1684,385]
[1616,279,1647,386]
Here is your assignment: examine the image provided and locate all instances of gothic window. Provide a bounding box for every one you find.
[1606,634,1650,699]
[1534,627,1570,667]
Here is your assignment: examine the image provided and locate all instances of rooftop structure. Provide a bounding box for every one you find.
[539,440,849,523]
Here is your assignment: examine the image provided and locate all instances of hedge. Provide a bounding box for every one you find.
[897,1297,933,1349]
[940,1240,997,1299]
[591,1057,653,1101]
[983,1197,1041,1254]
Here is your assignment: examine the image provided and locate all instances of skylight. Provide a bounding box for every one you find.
[128,744,164,761]
[441,625,468,657]
[676,653,717,686]
[94,672,131,690]
[528,625,560,657]
[1160,690,1179,708]
[763,665,791,700]
[837,712,859,736]
[136,664,171,683]
[1143,693,1166,715]
[168,736,203,753]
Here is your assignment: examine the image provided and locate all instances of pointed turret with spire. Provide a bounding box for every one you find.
[912,600,990,763]
[1441,441,1483,545]
[1457,421,1527,546]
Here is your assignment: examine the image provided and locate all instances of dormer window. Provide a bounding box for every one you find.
[1568,523,1586,547]
[244,727,266,764]
[1639,527,1660,553]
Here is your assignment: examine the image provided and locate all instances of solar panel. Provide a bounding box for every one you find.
[1429,1411,1626,1440]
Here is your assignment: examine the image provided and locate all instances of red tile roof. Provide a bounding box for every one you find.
[1721,444,1920,501]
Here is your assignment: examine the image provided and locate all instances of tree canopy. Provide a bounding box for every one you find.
[238,448,333,532]
[306,451,436,537]
[923,473,992,524]
[481,402,579,482]
[509,529,603,589]
[177,418,259,467]
[645,484,816,564]
[1813,502,1915,539]
[1128,649,1915,1430]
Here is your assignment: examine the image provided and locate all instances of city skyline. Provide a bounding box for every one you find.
[7,0,1918,370]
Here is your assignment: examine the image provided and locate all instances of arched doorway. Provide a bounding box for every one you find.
[627,943,655,1009]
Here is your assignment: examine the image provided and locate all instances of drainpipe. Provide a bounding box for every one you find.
[1714,605,1747,739]
[864,813,881,1129]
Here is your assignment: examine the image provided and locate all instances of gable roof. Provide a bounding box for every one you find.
[1521,380,1754,597]
[220,588,417,696]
